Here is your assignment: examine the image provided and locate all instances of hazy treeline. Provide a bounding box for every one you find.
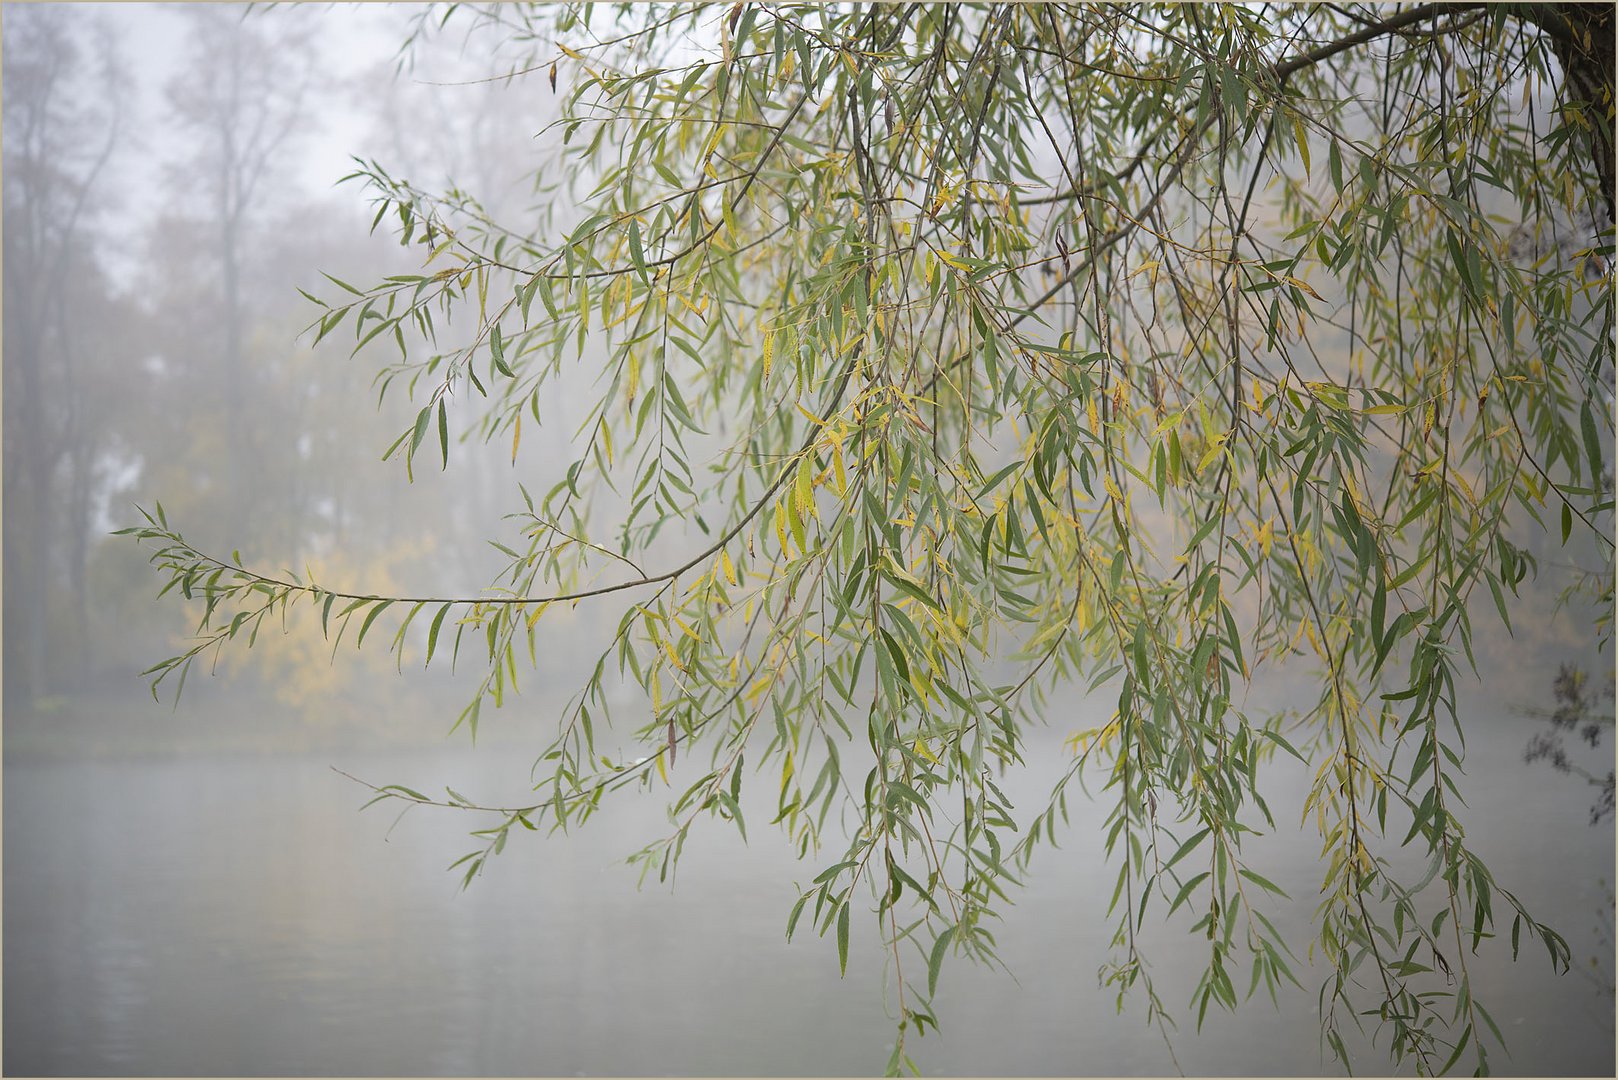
[1,5,592,745]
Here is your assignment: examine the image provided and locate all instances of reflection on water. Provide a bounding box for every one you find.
[5,711,1613,1076]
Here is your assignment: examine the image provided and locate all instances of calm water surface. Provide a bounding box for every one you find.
[5,711,1612,1075]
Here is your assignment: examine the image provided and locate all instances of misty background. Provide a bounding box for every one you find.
[2,4,1612,1076]
[4,2,596,753]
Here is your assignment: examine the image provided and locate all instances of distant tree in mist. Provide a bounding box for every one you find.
[163,5,318,538]
[104,8,492,709]
[2,7,131,704]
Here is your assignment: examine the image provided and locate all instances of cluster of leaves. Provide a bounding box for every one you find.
[126,4,1613,1074]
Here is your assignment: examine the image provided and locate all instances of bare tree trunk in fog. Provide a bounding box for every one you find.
[4,316,56,703]
[62,367,100,676]
[169,7,312,540]
[2,9,122,705]
[213,36,258,536]
[220,137,250,534]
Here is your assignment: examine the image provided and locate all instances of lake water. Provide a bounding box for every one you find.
[5,710,1613,1076]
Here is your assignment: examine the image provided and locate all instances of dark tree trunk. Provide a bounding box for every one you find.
[1549,3,1614,224]
[1512,3,1617,223]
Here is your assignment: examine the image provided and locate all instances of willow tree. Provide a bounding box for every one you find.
[126,4,1614,1074]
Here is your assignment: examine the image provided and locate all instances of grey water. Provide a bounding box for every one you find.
[5,712,1612,1076]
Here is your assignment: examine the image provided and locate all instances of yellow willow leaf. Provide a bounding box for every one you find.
[1290,620,1309,653]
[526,601,550,628]
[1363,404,1404,416]
[663,639,684,670]
[913,738,939,765]
[701,123,729,159]
[796,459,815,519]
[796,403,828,428]
[656,752,669,785]
[1452,470,1477,505]
[720,548,738,587]
[1287,276,1323,301]
[604,283,640,330]
[789,487,809,551]
[1255,519,1275,557]
[780,751,794,794]
[762,329,774,378]
[600,418,613,465]
[1092,717,1122,753]
[909,667,932,704]
[774,499,790,554]
[832,443,847,496]
[1086,396,1100,433]
[1197,433,1229,474]
[511,414,522,465]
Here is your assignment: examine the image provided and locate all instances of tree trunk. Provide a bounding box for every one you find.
[1514,3,1617,223]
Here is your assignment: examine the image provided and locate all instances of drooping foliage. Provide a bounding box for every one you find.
[125,4,1614,1073]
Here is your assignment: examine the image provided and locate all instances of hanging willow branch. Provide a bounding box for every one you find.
[126,5,1611,1074]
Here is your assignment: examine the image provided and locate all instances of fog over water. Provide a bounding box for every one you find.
[3,4,1612,1076]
